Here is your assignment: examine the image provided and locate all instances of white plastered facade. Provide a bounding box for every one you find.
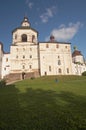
[0,17,86,79]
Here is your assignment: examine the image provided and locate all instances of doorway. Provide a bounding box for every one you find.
[22,72,26,80]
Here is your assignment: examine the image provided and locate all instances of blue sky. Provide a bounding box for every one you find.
[0,0,86,58]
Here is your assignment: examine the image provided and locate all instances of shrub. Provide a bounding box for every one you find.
[30,77,35,80]
[82,71,86,76]
[0,79,6,87]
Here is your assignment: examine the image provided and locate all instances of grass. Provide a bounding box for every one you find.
[0,75,86,130]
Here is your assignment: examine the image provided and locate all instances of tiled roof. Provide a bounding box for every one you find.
[72,50,82,57]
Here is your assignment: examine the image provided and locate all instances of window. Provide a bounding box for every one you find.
[30,48,32,51]
[67,68,69,73]
[4,68,6,70]
[22,65,25,69]
[58,56,60,58]
[16,55,18,59]
[43,56,45,59]
[58,68,61,73]
[58,60,61,65]
[16,48,18,52]
[65,46,67,48]
[56,44,59,48]
[23,55,25,59]
[30,55,32,58]
[45,72,47,75]
[15,34,17,39]
[32,35,35,42]
[23,48,25,51]
[22,34,27,42]
[49,66,51,71]
[29,65,32,69]
[46,44,49,48]
[6,58,8,62]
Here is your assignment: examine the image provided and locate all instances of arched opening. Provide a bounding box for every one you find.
[67,68,69,73]
[45,72,47,76]
[58,68,62,74]
[22,34,27,42]
[32,35,35,43]
[22,72,26,80]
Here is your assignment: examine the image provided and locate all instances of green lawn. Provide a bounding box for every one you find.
[0,76,86,130]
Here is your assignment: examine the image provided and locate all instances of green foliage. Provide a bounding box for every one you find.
[0,76,86,129]
[0,79,6,87]
[73,46,77,51]
[82,71,86,76]
[31,77,35,80]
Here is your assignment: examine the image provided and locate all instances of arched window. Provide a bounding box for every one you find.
[56,44,59,48]
[58,60,61,65]
[23,48,25,51]
[65,46,67,49]
[16,55,18,59]
[22,65,25,69]
[23,55,25,59]
[58,68,61,73]
[32,35,35,43]
[58,56,60,58]
[22,34,27,42]
[15,34,17,39]
[6,58,8,62]
[67,68,69,73]
[49,66,51,71]
[30,55,32,58]
[29,65,32,69]
[16,48,18,52]
[46,44,49,48]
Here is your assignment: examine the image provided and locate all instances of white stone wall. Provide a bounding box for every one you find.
[10,44,39,73]
[2,53,10,78]
[39,43,72,76]
[10,24,39,75]
[72,55,84,64]
[0,17,86,79]
[0,44,3,78]
[12,29,38,45]
[72,63,86,75]
[0,42,86,78]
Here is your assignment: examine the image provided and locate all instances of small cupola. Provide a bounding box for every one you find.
[72,46,83,57]
[50,35,56,42]
[21,17,30,27]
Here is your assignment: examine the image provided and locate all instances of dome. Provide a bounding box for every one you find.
[72,50,83,57]
[50,35,56,42]
[21,17,30,27]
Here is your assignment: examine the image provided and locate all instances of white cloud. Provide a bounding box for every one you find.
[28,2,33,9]
[26,0,34,9]
[45,22,83,41]
[40,6,56,23]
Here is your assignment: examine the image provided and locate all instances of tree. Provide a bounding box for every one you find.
[82,71,86,76]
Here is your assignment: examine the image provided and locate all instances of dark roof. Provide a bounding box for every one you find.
[12,26,38,34]
[21,16,30,25]
[39,41,71,44]
[72,50,83,57]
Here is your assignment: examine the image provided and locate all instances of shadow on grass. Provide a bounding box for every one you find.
[0,84,86,130]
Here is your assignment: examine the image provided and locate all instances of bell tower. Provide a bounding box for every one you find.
[10,16,39,80]
[12,16,38,45]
